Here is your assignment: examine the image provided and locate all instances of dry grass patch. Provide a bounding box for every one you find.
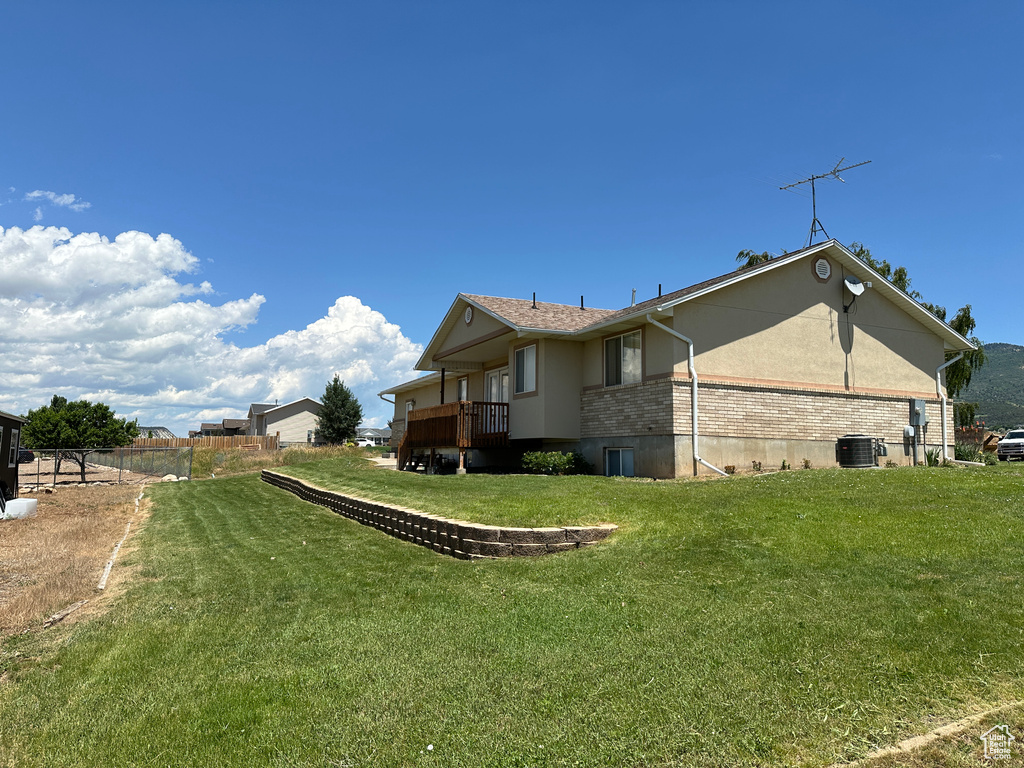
[0,484,143,637]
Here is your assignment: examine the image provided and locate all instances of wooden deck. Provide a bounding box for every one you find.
[398,401,508,470]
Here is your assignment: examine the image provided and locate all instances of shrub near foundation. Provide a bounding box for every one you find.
[521,450,592,475]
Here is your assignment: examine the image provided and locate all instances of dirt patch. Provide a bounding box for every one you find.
[17,456,154,489]
[0,484,148,638]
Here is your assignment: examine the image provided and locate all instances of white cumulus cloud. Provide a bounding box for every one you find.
[0,225,422,436]
[25,190,92,211]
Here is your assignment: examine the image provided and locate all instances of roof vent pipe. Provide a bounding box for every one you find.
[580,295,584,310]
[659,283,662,298]
[532,292,537,309]
[646,313,728,477]
[631,288,636,307]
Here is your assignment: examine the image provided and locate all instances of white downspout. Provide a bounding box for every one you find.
[646,313,728,477]
[935,353,979,465]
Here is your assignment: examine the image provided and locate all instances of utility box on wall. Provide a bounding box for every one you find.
[909,399,928,427]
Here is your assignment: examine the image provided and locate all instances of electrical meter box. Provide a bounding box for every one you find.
[909,399,928,426]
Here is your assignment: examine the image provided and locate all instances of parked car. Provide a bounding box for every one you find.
[997,429,1024,461]
[18,448,35,463]
[354,438,375,448]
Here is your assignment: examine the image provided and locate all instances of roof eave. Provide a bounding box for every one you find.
[415,294,518,370]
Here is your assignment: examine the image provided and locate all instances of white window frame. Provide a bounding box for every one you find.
[514,344,536,395]
[8,429,18,468]
[485,367,509,403]
[605,447,635,477]
[604,329,642,387]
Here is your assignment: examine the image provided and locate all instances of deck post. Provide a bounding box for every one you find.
[456,447,467,475]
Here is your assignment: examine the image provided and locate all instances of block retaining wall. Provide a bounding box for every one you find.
[261,470,617,559]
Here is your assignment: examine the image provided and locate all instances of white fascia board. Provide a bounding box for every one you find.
[825,246,977,352]
[516,327,574,337]
[378,371,453,397]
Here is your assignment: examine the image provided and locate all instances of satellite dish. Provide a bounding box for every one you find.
[844,276,865,296]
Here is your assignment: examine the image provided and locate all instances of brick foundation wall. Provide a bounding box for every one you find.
[580,379,675,437]
[686,381,951,447]
[581,378,951,445]
[580,378,954,475]
[262,470,616,559]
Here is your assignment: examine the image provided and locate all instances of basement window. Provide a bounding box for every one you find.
[605,448,634,477]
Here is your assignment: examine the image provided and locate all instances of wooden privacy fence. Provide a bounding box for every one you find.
[133,435,280,450]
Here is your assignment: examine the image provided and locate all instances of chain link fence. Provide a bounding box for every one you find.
[18,447,193,488]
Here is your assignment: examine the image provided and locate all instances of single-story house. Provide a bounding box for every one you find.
[247,398,322,446]
[356,427,392,446]
[380,240,976,477]
[0,410,27,500]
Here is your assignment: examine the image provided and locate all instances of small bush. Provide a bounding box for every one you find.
[924,447,941,467]
[954,442,983,463]
[751,460,762,472]
[521,451,592,475]
[802,458,812,470]
[780,459,790,471]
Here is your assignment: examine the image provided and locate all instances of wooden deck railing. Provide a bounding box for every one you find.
[404,401,509,449]
[398,401,509,468]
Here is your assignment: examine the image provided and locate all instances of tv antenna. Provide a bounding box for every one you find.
[780,158,871,247]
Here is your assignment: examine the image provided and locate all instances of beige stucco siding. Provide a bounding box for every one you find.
[543,340,583,439]
[669,259,943,395]
[265,401,321,445]
[432,303,512,363]
[508,339,583,441]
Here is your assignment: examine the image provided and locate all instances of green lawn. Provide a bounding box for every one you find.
[1,459,1023,767]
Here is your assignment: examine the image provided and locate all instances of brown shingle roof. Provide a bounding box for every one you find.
[463,294,617,333]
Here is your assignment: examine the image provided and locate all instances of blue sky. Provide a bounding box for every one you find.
[1,2,1020,436]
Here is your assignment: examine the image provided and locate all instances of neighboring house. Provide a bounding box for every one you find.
[356,427,392,446]
[222,419,249,436]
[247,398,322,446]
[0,410,27,499]
[191,419,250,437]
[380,240,976,477]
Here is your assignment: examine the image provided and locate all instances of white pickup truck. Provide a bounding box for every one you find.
[997,428,1024,461]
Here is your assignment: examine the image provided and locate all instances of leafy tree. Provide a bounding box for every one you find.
[22,395,139,481]
[848,243,986,409]
[316,375,363,444]
[848,242,917,297]
[735,249,773,269]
